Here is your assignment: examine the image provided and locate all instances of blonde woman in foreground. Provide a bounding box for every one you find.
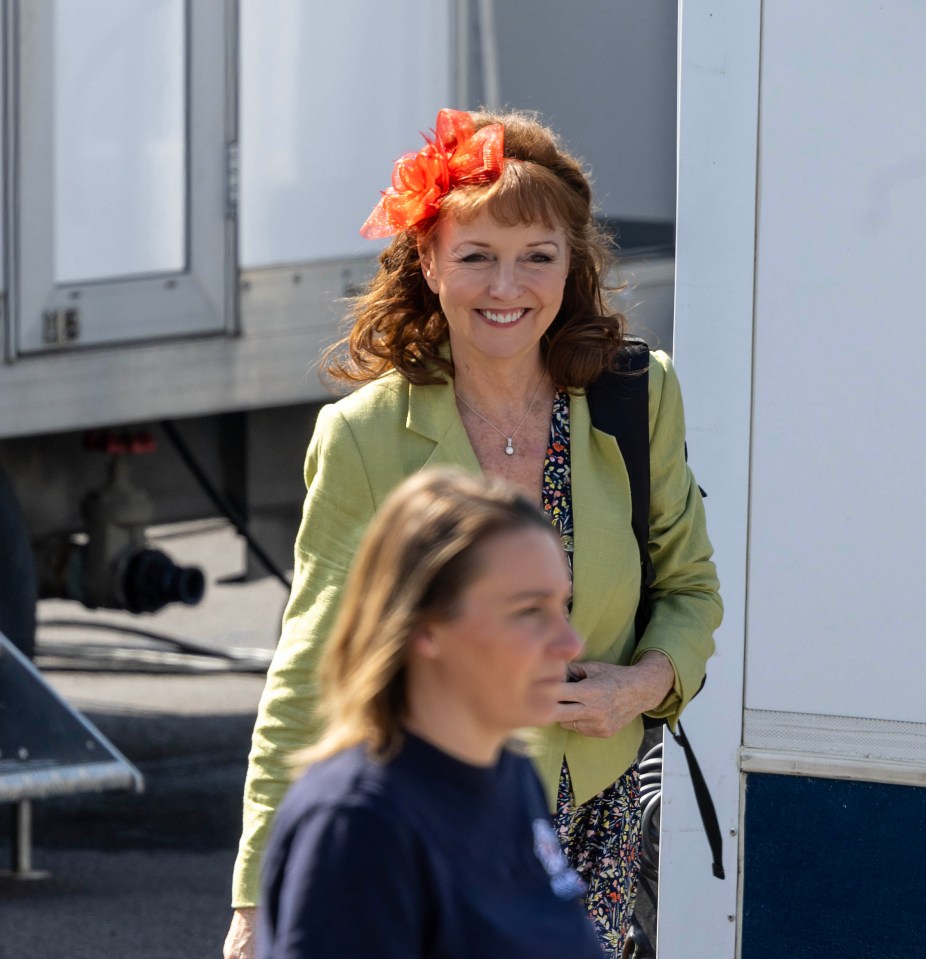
[257,468,603,959]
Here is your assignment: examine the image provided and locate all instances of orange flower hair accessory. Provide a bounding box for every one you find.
[360,109,505,239]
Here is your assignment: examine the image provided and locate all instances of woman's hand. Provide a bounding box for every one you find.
[554,651,675,738]
[224,907,258,959]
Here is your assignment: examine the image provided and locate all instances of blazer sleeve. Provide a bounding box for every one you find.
[630,351,723,725]
[232,402,377,907]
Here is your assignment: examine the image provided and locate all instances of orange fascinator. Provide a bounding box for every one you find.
[360,109,505,239]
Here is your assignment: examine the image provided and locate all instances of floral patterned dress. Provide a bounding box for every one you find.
[542,389,642,959]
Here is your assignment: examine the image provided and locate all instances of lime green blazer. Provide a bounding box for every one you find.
[232,351,722,907]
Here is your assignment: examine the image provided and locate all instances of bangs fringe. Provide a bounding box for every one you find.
[440,161,582,232]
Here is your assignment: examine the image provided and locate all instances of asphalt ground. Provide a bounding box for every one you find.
[0,521,287,959]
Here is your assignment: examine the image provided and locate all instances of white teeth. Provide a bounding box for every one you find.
[481,309,525,324]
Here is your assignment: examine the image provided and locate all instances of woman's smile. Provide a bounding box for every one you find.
[479,308,527,325]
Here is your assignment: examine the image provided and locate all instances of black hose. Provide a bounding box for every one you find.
[40,618,237,659]
[160,421,292,591]
[37,618,272,674]
[0,463,37,658]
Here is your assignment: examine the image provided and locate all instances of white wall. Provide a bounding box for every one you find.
[239,0,452,268]
[664,2,926,956]
[658,3,760,955]
[746,0,926,726]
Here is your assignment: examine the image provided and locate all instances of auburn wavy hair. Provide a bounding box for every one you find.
[322,110,626,390]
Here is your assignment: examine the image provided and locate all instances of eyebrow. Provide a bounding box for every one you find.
[506,588,571,602]
[455,239,562,249]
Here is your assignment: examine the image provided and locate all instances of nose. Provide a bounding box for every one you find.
[551,618,583,662]
[488,261,523,301]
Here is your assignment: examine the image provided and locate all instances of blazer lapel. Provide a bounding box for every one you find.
[406,378,482,473]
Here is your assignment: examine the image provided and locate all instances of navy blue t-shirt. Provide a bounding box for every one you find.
[258,732,602,958]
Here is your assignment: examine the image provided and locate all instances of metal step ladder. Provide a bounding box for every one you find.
[0,631,143,877]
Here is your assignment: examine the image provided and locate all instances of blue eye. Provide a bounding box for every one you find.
[461,252,491,263]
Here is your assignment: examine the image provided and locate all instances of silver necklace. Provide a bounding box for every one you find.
[455,375,548,456]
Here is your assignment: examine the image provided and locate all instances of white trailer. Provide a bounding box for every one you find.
[659,3,926,956]
[0,0,677,657]
[20,5,922,955]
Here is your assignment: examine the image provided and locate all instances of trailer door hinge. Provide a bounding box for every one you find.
[226,141,239,218]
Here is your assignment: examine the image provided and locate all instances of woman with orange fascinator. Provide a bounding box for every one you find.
[224,108,721,959]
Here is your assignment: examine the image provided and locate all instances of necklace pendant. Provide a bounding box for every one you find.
[505,438,515,456]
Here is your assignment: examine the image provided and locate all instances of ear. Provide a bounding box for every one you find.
[409,625,440,660]
[417,238,439,294]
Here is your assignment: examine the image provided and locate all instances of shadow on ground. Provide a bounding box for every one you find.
[0,709,254,959]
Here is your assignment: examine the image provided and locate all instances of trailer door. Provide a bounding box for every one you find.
[5,0,236,355]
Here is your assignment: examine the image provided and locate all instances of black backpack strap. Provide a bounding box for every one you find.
[587,337,724,881]
[671,721,726,879]
[586,336,654,640]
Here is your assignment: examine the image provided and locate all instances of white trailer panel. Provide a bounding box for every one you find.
[746,0,926,728]
[666,2,926,956]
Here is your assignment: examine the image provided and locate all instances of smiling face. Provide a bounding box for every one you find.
[419,208,571,374]
[407,526,580,757]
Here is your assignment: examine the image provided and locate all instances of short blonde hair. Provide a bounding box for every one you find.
[293,468,557,771]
